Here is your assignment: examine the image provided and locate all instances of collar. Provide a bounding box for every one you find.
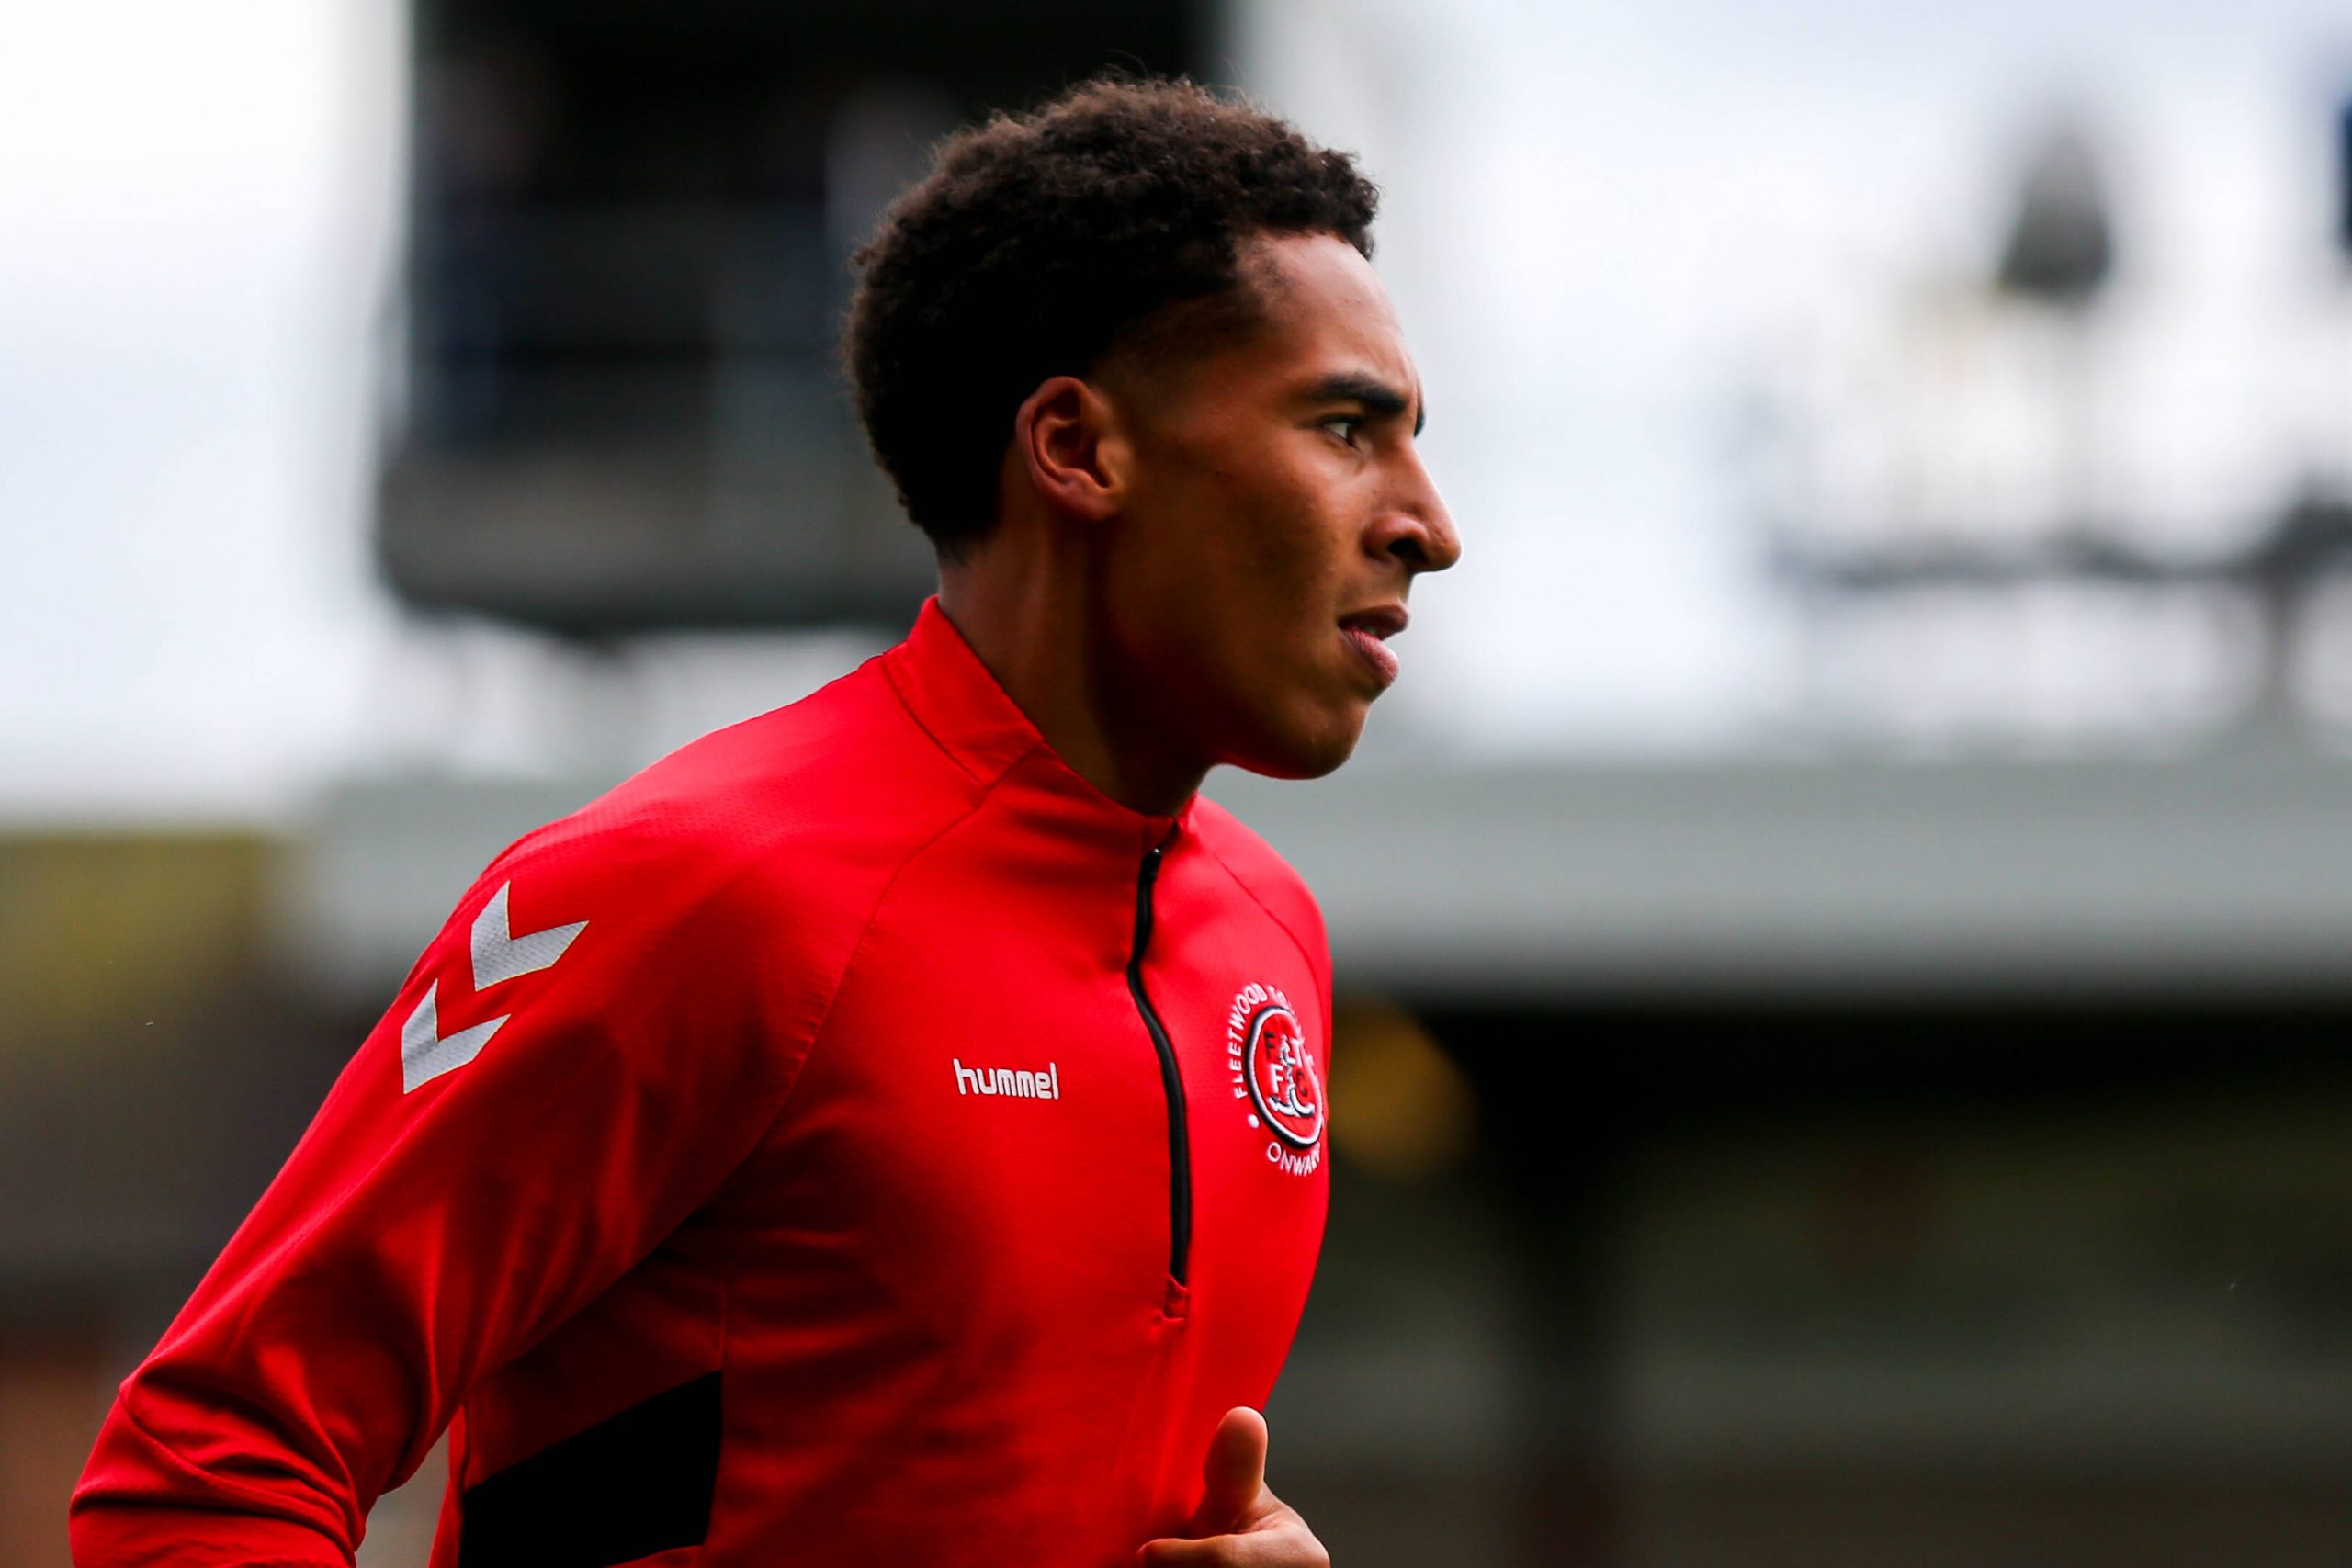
[882,596,1193,848]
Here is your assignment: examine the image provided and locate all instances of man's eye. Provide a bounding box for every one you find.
[1320,416,1364,446]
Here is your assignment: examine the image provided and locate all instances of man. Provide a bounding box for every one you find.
[74,75,1456,1567]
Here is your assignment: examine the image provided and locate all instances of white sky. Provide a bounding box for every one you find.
[1245,0,2352,750]
[3,0,2349,819]
[0,0,407,818]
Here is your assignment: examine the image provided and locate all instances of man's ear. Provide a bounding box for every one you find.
[1012,375,1130,525]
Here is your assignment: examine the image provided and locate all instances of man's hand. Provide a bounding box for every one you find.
[1136,1406,1330,1567]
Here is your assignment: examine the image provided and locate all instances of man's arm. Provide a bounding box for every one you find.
[72,825,803,1566]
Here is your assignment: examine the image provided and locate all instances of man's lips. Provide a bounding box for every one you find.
[1339,605,1407,689]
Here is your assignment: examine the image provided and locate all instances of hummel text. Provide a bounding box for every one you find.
[954,1058,1061,1100]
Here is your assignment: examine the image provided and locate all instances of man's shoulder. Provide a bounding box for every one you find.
[1190,794,1329,964]
[481,655,978,943]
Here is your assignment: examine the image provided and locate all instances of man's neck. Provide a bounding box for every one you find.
[935,559,1205,818]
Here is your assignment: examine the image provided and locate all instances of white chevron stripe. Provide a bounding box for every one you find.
[470,882,587,991]
[401,982,508,1092]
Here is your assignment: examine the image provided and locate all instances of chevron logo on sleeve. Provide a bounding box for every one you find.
[401,882,588,1092]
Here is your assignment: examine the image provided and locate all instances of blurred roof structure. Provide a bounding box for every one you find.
[288,740,2352,1006]
[381,0,1213,636]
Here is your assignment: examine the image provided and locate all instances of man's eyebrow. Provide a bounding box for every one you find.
[1306,372,1426,436]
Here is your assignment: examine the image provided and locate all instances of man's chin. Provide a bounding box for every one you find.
[1223,712,1367,782]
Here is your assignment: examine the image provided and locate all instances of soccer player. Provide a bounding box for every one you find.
[73,76,1457,1568]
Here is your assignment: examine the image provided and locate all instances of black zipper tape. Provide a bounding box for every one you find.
[1126,843,1192,1285]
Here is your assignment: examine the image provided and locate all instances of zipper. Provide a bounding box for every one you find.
[1126,842,1192,1286]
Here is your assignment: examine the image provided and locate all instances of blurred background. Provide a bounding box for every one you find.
[6,0,2352,1563]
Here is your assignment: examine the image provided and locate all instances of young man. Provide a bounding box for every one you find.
[73,77,1457,1568]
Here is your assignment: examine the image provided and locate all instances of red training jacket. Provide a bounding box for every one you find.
[74,599,1334,1568]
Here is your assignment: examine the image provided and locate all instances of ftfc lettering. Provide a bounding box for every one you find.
[1226,981,1325,1177]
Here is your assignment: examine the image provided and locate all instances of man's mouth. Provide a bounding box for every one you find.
[1338,606,1407,690]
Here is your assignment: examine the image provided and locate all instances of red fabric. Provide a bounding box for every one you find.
[74,599,1333,1568]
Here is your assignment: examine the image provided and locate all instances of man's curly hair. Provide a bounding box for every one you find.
[842,75,1380,557]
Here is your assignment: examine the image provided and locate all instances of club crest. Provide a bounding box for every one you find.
[1227,983,1325,1174]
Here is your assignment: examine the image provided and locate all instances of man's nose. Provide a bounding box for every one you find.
[1368,453,1461,575]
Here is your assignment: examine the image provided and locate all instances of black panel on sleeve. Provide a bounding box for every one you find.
[458,1371,720,1568]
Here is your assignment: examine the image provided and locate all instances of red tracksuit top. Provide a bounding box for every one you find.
[73,599,1334,1568]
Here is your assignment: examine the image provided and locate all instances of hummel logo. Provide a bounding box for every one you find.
[954,1058,1061,1100]
[401,882,587,1092]
[401,983,504,1093]
[469,882,588,989]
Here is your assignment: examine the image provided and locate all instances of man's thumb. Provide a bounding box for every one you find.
[1191,1407,1270,1534]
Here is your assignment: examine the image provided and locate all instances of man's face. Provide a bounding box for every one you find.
[1100,232,1460,781]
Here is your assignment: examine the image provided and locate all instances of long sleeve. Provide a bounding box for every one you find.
[71,817,807,1566]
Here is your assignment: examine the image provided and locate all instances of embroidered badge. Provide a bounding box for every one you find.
[1226,982,1325,1176]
